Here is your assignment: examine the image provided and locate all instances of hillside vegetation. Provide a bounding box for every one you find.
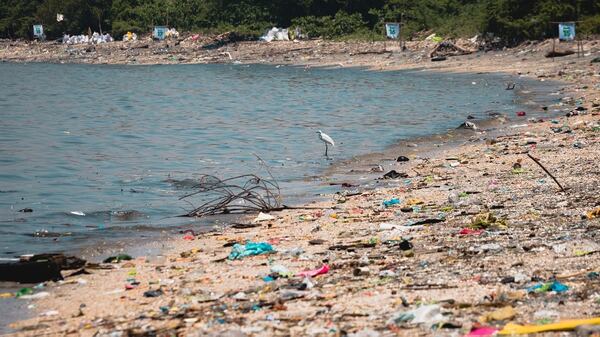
[1,0,598,44]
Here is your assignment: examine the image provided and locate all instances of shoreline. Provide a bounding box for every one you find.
[1,39,600,336]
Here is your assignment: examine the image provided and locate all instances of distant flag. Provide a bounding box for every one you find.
[57,13,64,22]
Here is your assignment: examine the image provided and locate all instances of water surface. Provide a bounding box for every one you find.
[0,63,558,257]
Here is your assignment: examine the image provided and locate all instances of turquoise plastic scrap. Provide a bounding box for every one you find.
[227,242,275,260]
[383,198,401,207]
[526,281,569,293]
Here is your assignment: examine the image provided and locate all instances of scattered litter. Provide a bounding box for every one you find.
[122,32,137,41]
[103,254,133,263]
[253,212,275,223]
[480,306,516,322]
[499,317,600,335]
[19,291,50,300]
[383,170,408,179]
[527,281,569,293]
[466,327,499,337]
[297,264,329,278]
[15,288,33,298]
[143,289,163,298]
[382,198,401,207]
[587,208,600,219]
[40,310,59,316]
[388,304,445,327]
[227,242,274,260]
[63,32,113,44]
[261,27,289,42]
[470,212,507,229]
[459,228,483,235]
[270,264,293,278]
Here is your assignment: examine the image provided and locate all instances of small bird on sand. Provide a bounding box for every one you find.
[316,130,335,157]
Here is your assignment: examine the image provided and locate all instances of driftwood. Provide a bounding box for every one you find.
[180,173,282,217]
[527,153,566,192]
[545,50,575,58]
[180,155,336,217]
[201,31,252,50]
[429,40,474,58]
[0,254,86,283]
[350,49,392,56]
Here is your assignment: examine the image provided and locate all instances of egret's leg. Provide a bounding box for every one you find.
[325,143,328,157]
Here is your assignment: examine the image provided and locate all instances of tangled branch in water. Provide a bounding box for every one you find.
[180,156,282,217]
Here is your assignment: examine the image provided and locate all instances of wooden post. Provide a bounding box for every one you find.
[400,13,404,51]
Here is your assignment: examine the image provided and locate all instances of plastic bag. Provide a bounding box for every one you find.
[227,242,274,260]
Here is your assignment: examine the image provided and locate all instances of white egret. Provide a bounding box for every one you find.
[316,130,335,157]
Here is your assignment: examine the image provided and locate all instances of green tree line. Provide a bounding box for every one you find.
[1,0,598,44]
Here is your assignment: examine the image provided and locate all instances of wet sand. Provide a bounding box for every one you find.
[1,37,600,336]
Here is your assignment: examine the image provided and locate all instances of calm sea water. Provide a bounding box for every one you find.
[0,62,558,257]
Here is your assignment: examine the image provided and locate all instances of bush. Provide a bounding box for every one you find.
[580,15,600,36]
[291,11,366,39]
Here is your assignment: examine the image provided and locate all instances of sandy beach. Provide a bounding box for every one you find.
[1,37,600,336]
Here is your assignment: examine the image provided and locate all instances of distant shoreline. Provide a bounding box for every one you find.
[1,37,595,71]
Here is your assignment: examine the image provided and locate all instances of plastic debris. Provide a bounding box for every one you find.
[499,317,600,335]
[388,304,445,327]
[465,327,499,336]
[270,264,293,278]
[260,27,289,42]
[459,228,483,235]
[383,198,401,207]
[15,288,33,298]
[40,310,59,316]
[165,28,179,39]
[470,212,507,229]
[527,281,569,293]
[19,291,50,300]
[143,289,163,297]
[587,207,600,219]
[282,247,305,257]
[103,254,132,263]
[63,32,113,44]
[405,198,424,206]
[253,212,275,223]
[227,242,274,260]
[383,170,408,179]
[122,32,137,41]
[480,306,516,322]
[297,264,329,278]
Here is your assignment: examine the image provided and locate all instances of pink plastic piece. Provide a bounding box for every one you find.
[459,228,483,235]
[465,327,498,336]
[297,264,330,278]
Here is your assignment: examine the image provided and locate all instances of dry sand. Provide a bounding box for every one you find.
[1,37,600,337]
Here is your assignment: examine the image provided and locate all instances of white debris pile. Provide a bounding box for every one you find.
[165,28,179,38]
[260,27,289,42]
[63,32,114,44]
[122,32,138,42]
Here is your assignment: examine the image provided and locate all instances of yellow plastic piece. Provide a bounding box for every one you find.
[499,317,600,335]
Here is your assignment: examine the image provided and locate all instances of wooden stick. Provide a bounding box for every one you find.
[527,153,566,192]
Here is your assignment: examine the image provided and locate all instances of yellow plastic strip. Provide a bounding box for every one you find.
[499,317,600,335]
